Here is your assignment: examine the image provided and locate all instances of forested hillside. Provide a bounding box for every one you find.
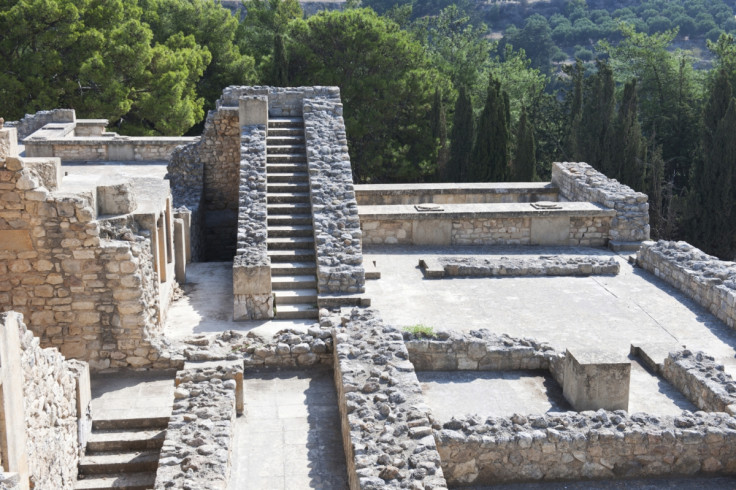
[1,0,736,258]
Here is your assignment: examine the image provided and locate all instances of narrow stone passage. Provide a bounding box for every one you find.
[229,368,348,489]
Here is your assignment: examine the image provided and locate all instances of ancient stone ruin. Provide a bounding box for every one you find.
[2,86,736,489]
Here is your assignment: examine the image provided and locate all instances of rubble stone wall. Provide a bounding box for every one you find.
[6,109,76,140]
[437,410,736,486]
[24,140,188,161]
[420,255,620,279]
[329,308,448,489]
[1,130,176,370]
[637,240,736,330]
[662,350,736,414]
[303,98,365,293]
[551,162,649,242]
[219,85,341,116]
[155,363,241,489]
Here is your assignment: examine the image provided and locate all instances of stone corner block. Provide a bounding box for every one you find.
[562,348,630,411]
[232,262,271,295]
[239,95,268,127]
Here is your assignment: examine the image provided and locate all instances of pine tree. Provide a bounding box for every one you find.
[615,79,645,190]
[470,73,510,182]
[430,90,450,181]
[577,61,615,173]
[446,86,473,182]
[511,106,537,181]
[272,33,289,86]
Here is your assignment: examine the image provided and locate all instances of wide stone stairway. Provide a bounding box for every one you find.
[266,117,319,320]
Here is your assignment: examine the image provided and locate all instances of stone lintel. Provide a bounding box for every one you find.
[562,348,630,411]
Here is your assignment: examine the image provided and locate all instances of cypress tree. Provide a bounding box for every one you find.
[446,86,473,182]
[565,59,584,160]
[615,79,645,191]
[470,73,510,182]
[511,106,537,181]
[272,34,289,86]
[577,61,615,173]
[430,90,450,180]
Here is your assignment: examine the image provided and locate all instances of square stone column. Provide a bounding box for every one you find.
[562,349,630,411]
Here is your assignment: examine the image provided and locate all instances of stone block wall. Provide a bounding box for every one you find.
[436,410,736,486]
[1,128,177,370]
[551,162,649,242]
[303,98,365,294]
[662,350,736,414]
[219,86,341,116]
[637,240,736,330]
[6,109,76,140]
[155,363,242,489]
[420,255,620,278]
[329,308,448,489]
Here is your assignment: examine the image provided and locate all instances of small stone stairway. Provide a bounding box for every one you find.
[266,117,319,320]
[74,417,168,490]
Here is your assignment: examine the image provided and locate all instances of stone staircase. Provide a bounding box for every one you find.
[74,417,168,490]
[266,117,319,320]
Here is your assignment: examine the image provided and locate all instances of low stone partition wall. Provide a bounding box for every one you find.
[662,350,736,414]
[330,308,448,489]
[154,362,242,489]
[551,162,649,244]
[303,97,365,294]
[355,182,559,205]
[419,255,620,278]
[219,85,341,116]
[436,410,736,485]
[637,240,736,330]
[360,202,614,247]
[6,108,76,140]
[232,108,272,321]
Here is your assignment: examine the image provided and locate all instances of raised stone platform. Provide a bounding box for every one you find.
[355,182,559,205]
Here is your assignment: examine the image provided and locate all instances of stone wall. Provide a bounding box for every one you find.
[436,410,736,486]
[355,183,559,205]
[329,308,448,489]
[303,98,365,294]
[24,139,191,161]
[551,162,649,243]
[6,109,76,140]
[662,350,736,414]
[219,86,341,116]
[419,255,620,279]
[1,127,178,370]
[154,363,242,489]
[636,240,736,330]
[232,123,272,320]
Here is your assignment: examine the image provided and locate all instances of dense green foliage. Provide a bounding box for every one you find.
[469,73,510,181]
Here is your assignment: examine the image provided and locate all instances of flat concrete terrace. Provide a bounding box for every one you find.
[229,368,348,489]
[364,245,736,377]
[355,182,559,205]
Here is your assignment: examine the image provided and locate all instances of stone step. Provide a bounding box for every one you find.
[268,225,314,237]
[266,202,311,215]
[78,451,160,475]
[272,275,317,290]
[92,417,169,431]
[268,117,304,128]
[267,192,310,204]
[274,288,319,305]
[74,471,156,490]
[267,136,305,146]
[268,214,312,226]
[268,249,316,262]
[267,236,314,250]
[271,262,317,276]
[267,127,303,137]
[267,172,309,183]
[266,144,306,155]
[275,304,319,320]
[86,429,166,452]
[267,154,307,163]
[267,182,310,194]
[267,163,308,174]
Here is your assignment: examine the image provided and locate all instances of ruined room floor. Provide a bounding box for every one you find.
[229,368,348,489]
[90,371,175,421]
[364,245,736,376]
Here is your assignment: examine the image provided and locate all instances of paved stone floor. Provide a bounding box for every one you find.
[165,261,314,338]
[470,476,736,489]
[90,371,175,421]
[229,368,348,489]
[365,245,736,376]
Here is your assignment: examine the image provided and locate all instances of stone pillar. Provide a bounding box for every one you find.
[562,349,630,411]
[156,215,168,283]
[68,360,91,459]
[174,210,192,264]
[0,127,18,163]
[96,182,137,215]
[173,218,186,284]
[0,312,30,490]
[232,256,273,321]
[239,96,268,127]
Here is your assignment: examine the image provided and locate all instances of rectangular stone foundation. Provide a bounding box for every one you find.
[562,349,630,411]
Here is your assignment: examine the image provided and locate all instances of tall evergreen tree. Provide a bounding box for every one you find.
[446,86,473,182]
[271,33,289,86]
[470,73,510,181]
[564,60,584,160]
[511,106,537,181]
[576,61,615,173]
[615,79,645,190]
[430,90,450,181]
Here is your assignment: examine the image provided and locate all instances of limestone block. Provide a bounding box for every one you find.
[97,182,137,215]
[0,230,33,252]
[530,216,571,245]
[562,349,630,411]
[412,219,451,246]
[173,218,186,284]
[239,96,268,126]
[0,127,18,162]
[232,262,271,295]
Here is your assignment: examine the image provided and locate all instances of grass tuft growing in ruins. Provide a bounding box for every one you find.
[403,324,436,338]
